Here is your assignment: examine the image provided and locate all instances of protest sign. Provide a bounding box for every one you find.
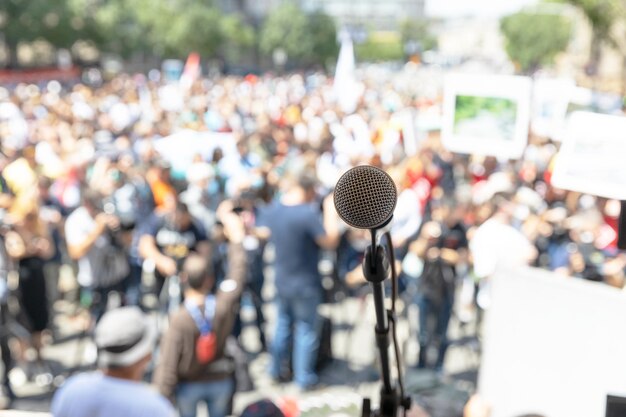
[551,111,626,200]
[153,130,237,175]
[480,267,626,417]
[441,74,531,159]
[553,86,624,141]
[531,77,574,139]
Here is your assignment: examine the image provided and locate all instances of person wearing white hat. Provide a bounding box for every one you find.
[51,306,175,417]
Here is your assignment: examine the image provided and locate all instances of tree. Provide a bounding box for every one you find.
[400,19,437,55]
[260,4,337,68]
[91,0,151,59]
[355,34,404,62]
[307,11,340,68]
[0,0,90,68]
[500,11,572,74]
[93,0,255,60]
[219,14,256,63]
[559,0,625,76]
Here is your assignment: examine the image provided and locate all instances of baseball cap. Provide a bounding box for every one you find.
[95,307,156,368]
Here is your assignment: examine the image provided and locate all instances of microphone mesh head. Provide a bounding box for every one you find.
[334,165,397,229]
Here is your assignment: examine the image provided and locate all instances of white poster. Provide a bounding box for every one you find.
[551,111,626,200]
[553,87,624,142]
[441,73,531,159]
[153,130,237,174]
[531,78,575,139]
[479,267,626,417]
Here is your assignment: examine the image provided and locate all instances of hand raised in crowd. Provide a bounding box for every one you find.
[216,199,246,244]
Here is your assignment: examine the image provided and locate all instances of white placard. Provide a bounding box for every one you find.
[553,87,624,142]
[153,130,237,174]
[479,267,626,417]
[441,74,531,159]
[551,111,626,200]
[531,78,575,139]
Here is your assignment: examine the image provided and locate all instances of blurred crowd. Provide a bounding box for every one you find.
[0,67,625,416]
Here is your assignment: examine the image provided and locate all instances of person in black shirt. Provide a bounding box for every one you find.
[409,197,468,371]
[138,200,210,305]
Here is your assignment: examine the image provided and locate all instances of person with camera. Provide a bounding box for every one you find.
[230,188,269,352]
[153,199,246,417]
[138,198,210,309]
[409,197,468,372]
[65,189,130,322]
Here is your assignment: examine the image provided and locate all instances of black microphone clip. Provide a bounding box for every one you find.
[363,244,390,285]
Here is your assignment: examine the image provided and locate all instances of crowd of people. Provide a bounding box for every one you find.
[0,66,624,416]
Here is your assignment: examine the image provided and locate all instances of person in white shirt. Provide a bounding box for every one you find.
[51,306,175,417]
[65,189,127,321]
[470,195,538,285]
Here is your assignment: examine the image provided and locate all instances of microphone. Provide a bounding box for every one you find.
[333,165,409,417]
[333,165,397,230]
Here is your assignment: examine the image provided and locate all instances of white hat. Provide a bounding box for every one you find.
[95,307,156,368]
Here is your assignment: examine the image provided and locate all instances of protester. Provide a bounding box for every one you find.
[409,197,468,371]
[470,194,538,283]
[153,200,246,417]
[64,189,129,321]
[0,222,15,406]
[257,171,340,390]
[231,189,269,352]
[138,199,210,302]
[4,199,55,383]
[0,67,624,414]
[51,306,175,417]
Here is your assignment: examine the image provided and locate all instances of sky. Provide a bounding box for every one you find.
[425,0,539,18]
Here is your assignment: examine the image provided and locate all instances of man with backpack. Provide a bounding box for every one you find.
[153,200,246,417]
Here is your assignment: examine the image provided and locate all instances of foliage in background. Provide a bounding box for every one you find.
[500,11,572,74]
[259,3,338,68]
[557,0,626,75]
[400,19,437,54]
[0,0,91,67]
[307,11,341,69]
[355,31,404,62]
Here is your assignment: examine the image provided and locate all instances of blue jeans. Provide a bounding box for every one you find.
[270,290,322,388]
[176,378,234,417]
[416,294,453,371]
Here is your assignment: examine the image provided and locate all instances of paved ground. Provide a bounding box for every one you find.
[0,264,480,417]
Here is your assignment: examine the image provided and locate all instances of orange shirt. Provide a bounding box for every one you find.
[150,179,176,210]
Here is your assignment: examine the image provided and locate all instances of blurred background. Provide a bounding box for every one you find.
[1,0,625,88]
[2,1,626,417]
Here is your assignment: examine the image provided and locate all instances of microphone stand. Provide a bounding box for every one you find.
[361,226,411,417]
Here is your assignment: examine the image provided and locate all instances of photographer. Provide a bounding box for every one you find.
[230,189,268,351]
[138,199,210,305]
[409,197,468,371]
[65,189,130,322]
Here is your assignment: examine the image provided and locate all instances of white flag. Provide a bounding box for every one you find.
[333,29,360,114]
